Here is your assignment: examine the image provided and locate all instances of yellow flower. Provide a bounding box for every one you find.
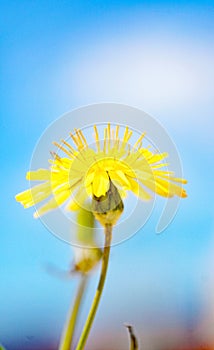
[15,124,187,219]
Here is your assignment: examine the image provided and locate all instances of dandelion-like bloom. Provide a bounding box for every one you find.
[15,124,187,221]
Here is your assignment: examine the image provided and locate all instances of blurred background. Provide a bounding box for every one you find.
[1,0,214,349]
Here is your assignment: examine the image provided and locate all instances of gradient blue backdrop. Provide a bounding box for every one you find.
[1,1,214,349]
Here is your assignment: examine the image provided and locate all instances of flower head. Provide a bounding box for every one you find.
[15,123,187,220]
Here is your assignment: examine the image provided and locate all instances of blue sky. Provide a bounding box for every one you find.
[1,1,214,349]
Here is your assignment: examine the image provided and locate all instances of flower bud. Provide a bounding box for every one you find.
[92,180,124,227]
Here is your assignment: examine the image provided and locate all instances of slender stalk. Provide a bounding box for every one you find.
[125,325,139,350]
[59,275,88,350]
[75,224,113,350]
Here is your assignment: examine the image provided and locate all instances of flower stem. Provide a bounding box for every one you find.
[75,224,113,350]
[59,275,88,350]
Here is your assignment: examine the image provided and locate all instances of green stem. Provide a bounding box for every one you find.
[75,224,113,350]
[59,275,88,350]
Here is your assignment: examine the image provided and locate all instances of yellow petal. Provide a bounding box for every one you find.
[15,182,51,208]
[153,170,174,177]
[85,171,95,188]
[33,197,59,218]
[140,177,170,197]
[142,176,187,198]
[169,177,187,184]
[154,172,187,185]
[151,163,169,169]
[148,152,168,164]
[155,178,187,197]
[127,176,152,200]
[54,190,71,205]
[109,170,131,189]
[92,169,110,197]
[26,169,50,181]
